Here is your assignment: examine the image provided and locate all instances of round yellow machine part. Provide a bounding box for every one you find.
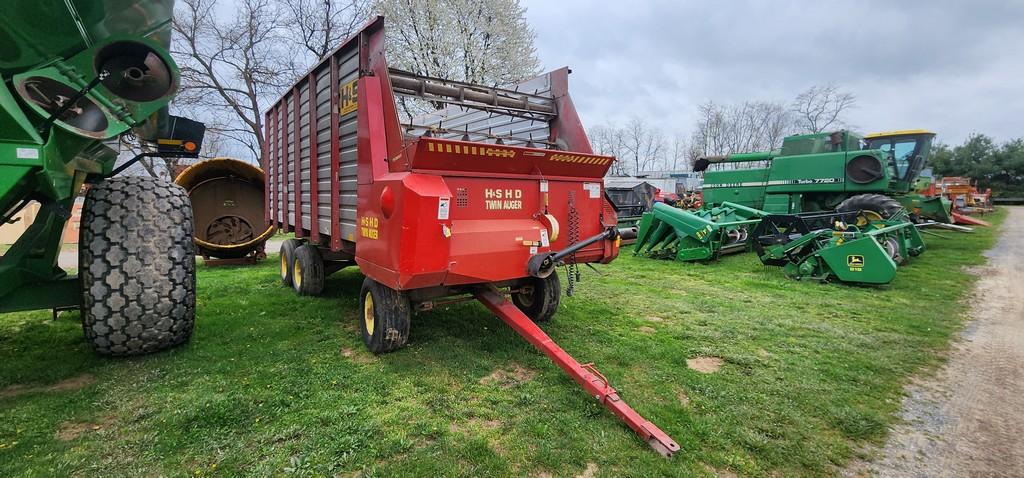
[539,213,559,242]
[856,210,883,227]
[293,260,303,289]
[280,254,288,279]
[364,292,375,335]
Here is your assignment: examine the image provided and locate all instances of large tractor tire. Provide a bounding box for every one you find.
[512,274,561,323]
[836,194,903,222]
[279,238,302,287]
[292,244,325,296]
[359,278,411,354]
[80,176,196,356]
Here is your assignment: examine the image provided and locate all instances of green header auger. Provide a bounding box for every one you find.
[1,1,204,356]
[752,210,925,285]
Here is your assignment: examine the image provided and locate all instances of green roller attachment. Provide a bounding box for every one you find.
[633,202,766,262]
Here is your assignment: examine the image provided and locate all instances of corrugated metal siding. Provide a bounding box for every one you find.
[336,48,359,241]
[298,81,311,231]
[267,40,361,245]
[285,93,296,226]
[403,73,554,147]
[313,63,333,236]
[275,105,286,224]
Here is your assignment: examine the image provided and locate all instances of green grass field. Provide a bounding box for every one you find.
[0,210,1006,477]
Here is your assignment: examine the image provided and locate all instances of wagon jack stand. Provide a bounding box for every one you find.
[473,286,681,457]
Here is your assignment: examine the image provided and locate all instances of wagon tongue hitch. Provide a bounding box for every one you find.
[527,227,618,278]
[473,285,681,457]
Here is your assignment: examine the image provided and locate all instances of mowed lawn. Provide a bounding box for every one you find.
[0,209,1006,477]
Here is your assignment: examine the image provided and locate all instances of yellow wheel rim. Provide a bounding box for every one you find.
[856,210,883,226]
[293,260,302,289]
[364,292,375,336]
[280,254,288,279]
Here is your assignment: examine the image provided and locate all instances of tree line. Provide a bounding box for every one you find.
[591,84,856,176]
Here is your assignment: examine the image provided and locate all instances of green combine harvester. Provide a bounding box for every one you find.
[695,129,950,222]
[0,1,203,355]
[633,129,940,283]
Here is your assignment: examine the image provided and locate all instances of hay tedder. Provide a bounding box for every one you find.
[265,17,678,456]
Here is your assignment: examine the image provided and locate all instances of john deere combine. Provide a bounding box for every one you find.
[633,129,939,284]
[0,1,203,355]
[696,129,949,222]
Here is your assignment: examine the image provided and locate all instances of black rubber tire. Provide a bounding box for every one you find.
[836,194,903,219]
[512,274,561,323]
[292,245,325,296]
[80,176,195,356]
[359,278,411,354]
[279,238,302,287]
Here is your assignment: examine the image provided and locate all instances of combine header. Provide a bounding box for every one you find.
[264,17,678,456]
[752,210,925,284]
[633,202,766,261]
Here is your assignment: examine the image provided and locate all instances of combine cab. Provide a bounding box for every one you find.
[264,17,678,456]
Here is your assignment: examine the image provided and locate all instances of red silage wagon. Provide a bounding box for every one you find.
[264,17,678,456]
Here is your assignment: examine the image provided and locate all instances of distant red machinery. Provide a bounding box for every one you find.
[938,177,993,214]
[263,17,678,456]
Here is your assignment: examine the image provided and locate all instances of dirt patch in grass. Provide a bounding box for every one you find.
[637,326,656,335]
[479,363,535,388]
[575,462,598,478]
[677,390,691,406]
[340,347,375,364]
[0,373,95,399]
[643,316,664,322]
[56,415,114,441]
[686,357,724,374]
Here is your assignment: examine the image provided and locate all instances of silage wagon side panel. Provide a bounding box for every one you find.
[264,35,361,250]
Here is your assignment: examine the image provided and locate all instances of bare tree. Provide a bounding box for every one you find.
[281,0,371,62]
[689,100,794,165]
[589,124,629,176]
[669,133,687,171]
[621,117,666,175]
[172,0,300,160]
[792,84,856,133]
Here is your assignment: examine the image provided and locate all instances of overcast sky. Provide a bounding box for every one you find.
[519,0,1024,145]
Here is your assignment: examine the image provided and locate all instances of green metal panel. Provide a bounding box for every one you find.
[762,194,791,214]
[701,167,770,208]
[764,151,847,194]
[0,0,179,313]
[816,236,897,284]
[0,0,174,75]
